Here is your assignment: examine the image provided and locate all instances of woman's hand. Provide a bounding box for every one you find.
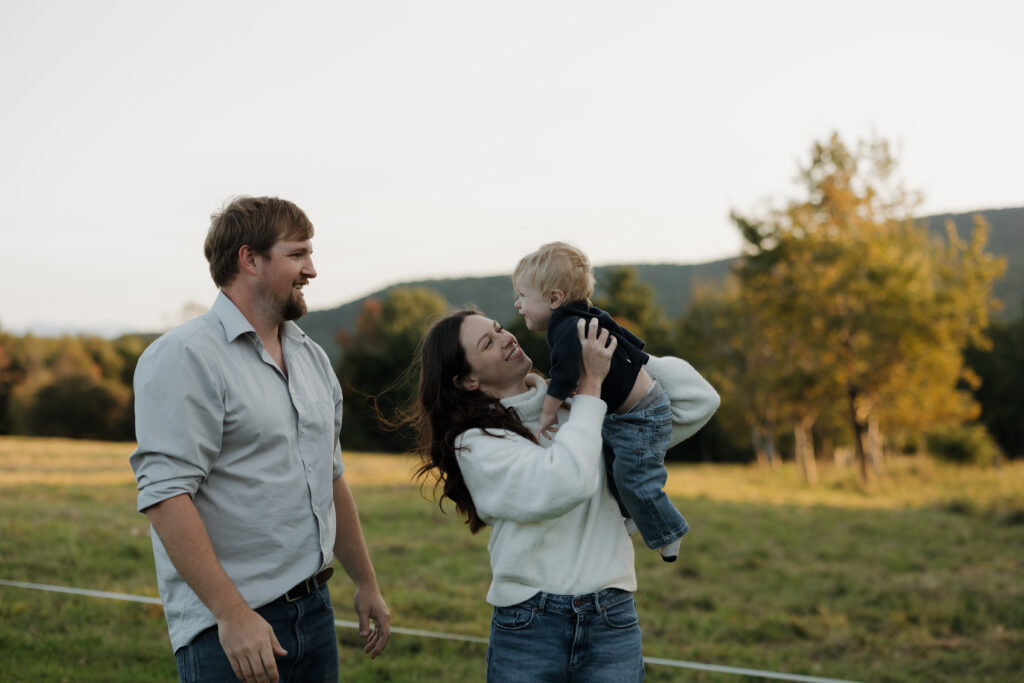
[576,318,616,397]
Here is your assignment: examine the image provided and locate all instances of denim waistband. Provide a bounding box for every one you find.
[520,587,633,614]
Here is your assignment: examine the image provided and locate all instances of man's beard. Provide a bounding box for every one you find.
[282,289,307,321]
[256,282,307,323]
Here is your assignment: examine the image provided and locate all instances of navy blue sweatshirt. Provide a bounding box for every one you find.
[545,301,650,411]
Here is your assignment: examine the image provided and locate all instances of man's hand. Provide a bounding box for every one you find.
[217,604,287,683]
[145,494,285,682]
[354,585,391,658]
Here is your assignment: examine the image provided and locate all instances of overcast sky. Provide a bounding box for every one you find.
[2,0,1021,335]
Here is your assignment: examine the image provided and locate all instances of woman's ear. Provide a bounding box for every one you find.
[548,289,566,309]
[454,374,480,391]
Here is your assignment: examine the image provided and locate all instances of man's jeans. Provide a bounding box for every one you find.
[486,588,644,682]
[174,583,338,683]
[603,381,689,549]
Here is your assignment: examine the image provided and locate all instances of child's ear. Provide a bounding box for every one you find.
[454,374,480,391]
[548,289,565,309]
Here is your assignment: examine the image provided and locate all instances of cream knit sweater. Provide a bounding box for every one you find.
[455,355,719,607]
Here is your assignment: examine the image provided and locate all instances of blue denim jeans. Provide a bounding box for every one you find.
[174,582,338,683]
[486,588,644,682]
[603,381,689,549]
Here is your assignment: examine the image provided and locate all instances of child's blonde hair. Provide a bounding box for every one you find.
[513,241,595,305]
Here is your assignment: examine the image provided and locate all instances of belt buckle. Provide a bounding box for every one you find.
[285,576,314,603]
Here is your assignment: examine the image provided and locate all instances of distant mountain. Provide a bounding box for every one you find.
[303,207,1023,364]
[920,207,1023,320]
[301,260,735,365]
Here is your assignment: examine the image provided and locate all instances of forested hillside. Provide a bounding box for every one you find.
[303,207,1022,363]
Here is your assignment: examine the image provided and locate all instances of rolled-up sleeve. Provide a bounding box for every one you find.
[130,340,225,512]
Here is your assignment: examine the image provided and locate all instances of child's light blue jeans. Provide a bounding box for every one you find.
[602,380,689,549]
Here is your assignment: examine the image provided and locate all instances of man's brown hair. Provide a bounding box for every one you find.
[204,196,314,287]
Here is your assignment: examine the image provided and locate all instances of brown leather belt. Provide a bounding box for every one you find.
[283,567,333,602]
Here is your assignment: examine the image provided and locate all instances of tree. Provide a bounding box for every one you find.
[337,287,448,452]
[732,133,1004,482]
[679,278,785,468]
[7,337,132,440]
[966,315,1024,458]
[595,267,673,355]
[0,330,20,434]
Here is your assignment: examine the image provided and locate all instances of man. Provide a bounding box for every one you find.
[130,196,390,683]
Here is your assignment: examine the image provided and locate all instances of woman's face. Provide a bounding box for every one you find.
[458,314,533,398]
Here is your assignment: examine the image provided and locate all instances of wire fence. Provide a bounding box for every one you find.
[0,579,861,683]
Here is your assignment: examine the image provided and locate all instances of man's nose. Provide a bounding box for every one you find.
[304,259,317,278]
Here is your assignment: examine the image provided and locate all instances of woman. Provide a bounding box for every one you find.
[408,309,718,682]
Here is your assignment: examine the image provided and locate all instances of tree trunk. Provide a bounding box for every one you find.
[847,385,872,483]
[794,414,819,485]
[751,423,769,468]
[751,420,780,468]
[868,413,885,473]
[765,423,779,469]
[821,433,835,467]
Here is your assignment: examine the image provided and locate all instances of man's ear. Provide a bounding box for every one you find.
[548,289,566,309]
[238,245,259,277]
[454,374,480,391]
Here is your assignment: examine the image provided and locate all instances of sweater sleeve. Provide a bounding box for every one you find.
[645,354,721,448]
[455,395,607,524]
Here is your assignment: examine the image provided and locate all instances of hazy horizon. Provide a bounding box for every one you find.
[3,1,1022,334]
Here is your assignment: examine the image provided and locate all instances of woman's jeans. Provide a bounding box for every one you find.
[174,583,338,683]
[603,381,689,549]
[486,588,644,682]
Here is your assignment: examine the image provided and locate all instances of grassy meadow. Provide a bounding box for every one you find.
[1,436,1022,682]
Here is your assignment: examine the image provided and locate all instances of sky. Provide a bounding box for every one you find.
[2,0,1022,335]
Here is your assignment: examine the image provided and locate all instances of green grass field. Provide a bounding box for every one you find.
[1,436,1022,682]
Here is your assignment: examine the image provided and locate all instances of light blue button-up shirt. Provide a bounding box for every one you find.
[130,292,344,651]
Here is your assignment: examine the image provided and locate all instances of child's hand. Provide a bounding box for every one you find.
[537,411,559,440]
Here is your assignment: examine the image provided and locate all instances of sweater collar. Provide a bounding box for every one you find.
[499,372,547,421]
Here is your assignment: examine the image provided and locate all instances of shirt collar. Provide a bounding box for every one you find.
[210,291,308,345]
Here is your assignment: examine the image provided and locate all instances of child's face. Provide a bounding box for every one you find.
[514,283,555,331]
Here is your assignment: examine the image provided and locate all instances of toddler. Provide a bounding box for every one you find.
[513,241,688,561]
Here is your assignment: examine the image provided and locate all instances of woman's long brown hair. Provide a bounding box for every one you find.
[403,309,537,533]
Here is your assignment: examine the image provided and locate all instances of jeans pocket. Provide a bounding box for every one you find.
[313,583,334,613]
[601,596,640,629]
[491,604,538,631]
